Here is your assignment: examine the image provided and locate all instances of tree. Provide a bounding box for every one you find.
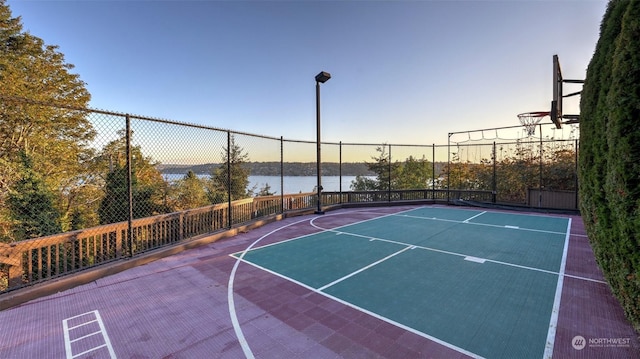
[579,0,640,332]
[255,183,275,197]
[0,1,95,237]
[208,136,251,203]
[395,155,433,190]
[6,152,61,241]
[97,165,160,224]
[96,130,168,224]
[170,171,209,211]
[350,145,399,191]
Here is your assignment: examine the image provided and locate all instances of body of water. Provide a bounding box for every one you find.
[162,174,364,195]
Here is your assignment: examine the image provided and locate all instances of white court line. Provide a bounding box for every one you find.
[227,217,313,359]
[311,215,602,284]
[233,207,580,359]
[317,246,413,291]
[544,218,571,359]
[229,207,420,257]
[463,211,486,222]
[226,208,400,358]
[235,253,484,359]
[563,273,607,284]
[62,310,116,359]
[398,213,567,235]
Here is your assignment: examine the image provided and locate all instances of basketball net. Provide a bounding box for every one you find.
[517,112,549,136]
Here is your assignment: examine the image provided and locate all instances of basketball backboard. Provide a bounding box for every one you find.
[551,54,583,128]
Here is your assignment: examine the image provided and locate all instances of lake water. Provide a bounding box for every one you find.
[162,174,364,195]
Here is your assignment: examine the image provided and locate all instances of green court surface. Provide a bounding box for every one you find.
[234,207,571,358]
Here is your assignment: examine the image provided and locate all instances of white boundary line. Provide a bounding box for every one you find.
[226,207,426,359]
[308,212,601,286]
[317,246,412,291]
[228,207,419,257]
[398,213,568,235]
[229,206,581,359]
[463,211,487,222]
[62,310,116,359]
[544,217,571,359]
[227,216,313,359]
[235,253,485,359]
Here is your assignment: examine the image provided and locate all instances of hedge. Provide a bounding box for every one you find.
[579,0,640,333]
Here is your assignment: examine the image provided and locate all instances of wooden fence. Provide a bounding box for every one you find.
[0,192,315,292]
[0,188,536,294]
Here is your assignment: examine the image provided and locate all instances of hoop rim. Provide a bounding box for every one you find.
[517,111,550,119]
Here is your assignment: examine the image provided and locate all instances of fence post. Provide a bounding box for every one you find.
[492,141,497,203]
[280,136,284,213]
[447,133,451,204]
[388,144,392,202]
[227,131,232,228]
[3,244,23,288]
[432,144,435,201]
[126,114,134,257]
[538,125,543,208]
[339,141,343,203]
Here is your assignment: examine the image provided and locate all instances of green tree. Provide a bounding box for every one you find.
[6,152,62,241]
[255,183,275,197]
[96,130,168,224]
[208,136,251,203]
[0,1,95,237]
[350,145,400,191]
[394,155,432,190]
[580,0,640,332]
[170,171,209,210]
[97,165,160,224]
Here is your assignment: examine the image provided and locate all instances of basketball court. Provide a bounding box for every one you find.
[232,207,570,358]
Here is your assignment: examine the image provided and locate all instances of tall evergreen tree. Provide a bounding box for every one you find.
[95,129,168,224]
[171,170,209,210]
[350,145,399,191]
[7,152,62,241]
[97,165,159,224]
[208,136,251,203]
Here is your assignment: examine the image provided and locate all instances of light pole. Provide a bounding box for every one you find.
[315,71,331,214]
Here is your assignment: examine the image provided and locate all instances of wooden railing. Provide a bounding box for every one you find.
[322,189,494,205]
[0,189,497,293]
[0,194,317,292]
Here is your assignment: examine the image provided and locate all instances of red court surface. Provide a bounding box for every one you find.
[1,205,638,358]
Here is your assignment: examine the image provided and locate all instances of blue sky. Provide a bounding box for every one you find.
[8,0,607,145]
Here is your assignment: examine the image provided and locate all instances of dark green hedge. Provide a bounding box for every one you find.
[579,0,640,333]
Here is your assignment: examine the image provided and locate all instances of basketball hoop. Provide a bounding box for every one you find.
[518,111,549,136]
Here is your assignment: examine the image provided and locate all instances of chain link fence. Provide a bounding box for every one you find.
[0,96,579,293]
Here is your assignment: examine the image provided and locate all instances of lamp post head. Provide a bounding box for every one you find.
[315,71,331,83]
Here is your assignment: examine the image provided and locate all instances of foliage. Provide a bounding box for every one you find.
[169,171,209,211]
[255,183,275,197]
[96,130,168,224]
[395,155,433,190]
[6,152,62,241]
[208,135,252,203]
[579,0,640,332]
[351,145,402,191]
[0,1,94,240]
[444,140,578,204]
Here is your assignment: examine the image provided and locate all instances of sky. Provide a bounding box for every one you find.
[7,0,607,146]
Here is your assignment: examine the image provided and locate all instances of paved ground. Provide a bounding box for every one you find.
[0,205,638,358]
